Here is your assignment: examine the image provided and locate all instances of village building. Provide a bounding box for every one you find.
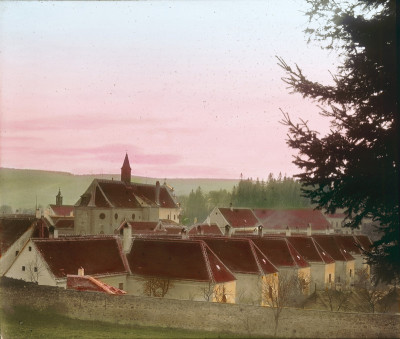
[74,154,180,235]
[44,189,75,236]
[188,223,223,236]
[124,238,236,303]
[249,236,311,295]
[286,235,336,290]
[116,219,186,237]
[312,235,356,288]
[208,207,263,236]
[193,236,278,305]
[4,236,128,290]
[253,208,333,235]
[67,271,127,295]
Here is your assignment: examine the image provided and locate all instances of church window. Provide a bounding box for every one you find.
[22,266,25,271]
[99,213,105,219]
[114,213,118,220]
[132,213,136,220]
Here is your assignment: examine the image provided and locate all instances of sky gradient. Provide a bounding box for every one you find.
[0,1,340,180]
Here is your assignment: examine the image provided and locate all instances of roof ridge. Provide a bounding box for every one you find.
[248,240,265,275]
[200,241,215,283]
[95,181,115,208]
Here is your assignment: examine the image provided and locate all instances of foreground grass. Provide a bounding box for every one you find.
[0,305,246,339]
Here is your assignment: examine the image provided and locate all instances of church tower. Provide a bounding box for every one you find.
[56,188,63,206]
[121,153,132,184]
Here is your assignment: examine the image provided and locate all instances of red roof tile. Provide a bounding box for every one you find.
[33,237,128,278]
[218,208,260,228]
[253,209,330,231]
[198,237,277,275]
[188,224,223,236]
[250,237,310,268]
[67,275,126,295]
[335,235,363,255]
[287,236,335,264]
[0,216,35,255]
[354,235,373,252]
[54,218,74,229]
[126,238,235,283]
[312,235,355,261]
[49,205,74,217]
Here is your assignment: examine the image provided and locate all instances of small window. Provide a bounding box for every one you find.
[349,269,352,277]
[34,267,38,272]
[15,250,19,256]
[22,266,25,271]
[99,213,106,220]
[173,214,176,220]
[28,246,32,252]
[132,213,135,220]
[329,273,332,283]
[269,286,273,299]
[119,283,124,290]
[114,213,118,220]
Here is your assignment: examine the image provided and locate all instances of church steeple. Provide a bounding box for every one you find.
[56,188,63,206]
[121,153,132,184]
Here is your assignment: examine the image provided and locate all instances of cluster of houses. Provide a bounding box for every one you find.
[0,154,373,305]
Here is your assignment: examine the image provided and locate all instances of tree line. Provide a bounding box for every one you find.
[179,174,310,225]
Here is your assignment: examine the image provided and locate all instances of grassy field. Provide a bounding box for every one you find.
[0,167,238,210]
[0,305,247,339]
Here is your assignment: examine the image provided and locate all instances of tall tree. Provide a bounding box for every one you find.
[278,0,398,283]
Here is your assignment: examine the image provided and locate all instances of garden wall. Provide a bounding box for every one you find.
[1,278,399,338]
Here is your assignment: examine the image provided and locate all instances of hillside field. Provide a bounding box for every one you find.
[0,168,238,210]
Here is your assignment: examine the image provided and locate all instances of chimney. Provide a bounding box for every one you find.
[155,181,160,205]
[78,267,84,276]
[225,225,231,237]
[181,227,188,239]
[258,225,263,237]
[35,208,41,220]
[307,223,312,236]
[122,223,132,253]
[230,203,233,211]
[54,229,59,238]
[285,226,291,237]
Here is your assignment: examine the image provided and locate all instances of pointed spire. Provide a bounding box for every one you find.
[121,153,132,184]
[56,188,63,206]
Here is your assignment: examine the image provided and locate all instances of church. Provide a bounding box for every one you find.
[74,154,181,235]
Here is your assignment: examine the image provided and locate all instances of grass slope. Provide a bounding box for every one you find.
[0,305,246,339]
[0,168,238,210]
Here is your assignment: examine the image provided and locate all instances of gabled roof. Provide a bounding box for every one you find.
[76,179,178,209]
[67,275,126,295]
[49,205,74,217]
[312,235,355,262]
[218,208,260,228]
[0,216,36,255]
[335,235,364,255]
[250,237,310,268]
[287,236,335,264]
[188,224,223,236]
[197,237,277,275]
[125,238,235,283]
[33,236,128,278]
[253,208,330,231]
[354,235,373,252]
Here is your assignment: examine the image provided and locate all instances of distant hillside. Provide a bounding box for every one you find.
[0,168,238,210]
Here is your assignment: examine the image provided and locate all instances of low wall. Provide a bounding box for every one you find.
[1,278,399,338]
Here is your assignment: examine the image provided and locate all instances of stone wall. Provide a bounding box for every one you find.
[1,278,399,338]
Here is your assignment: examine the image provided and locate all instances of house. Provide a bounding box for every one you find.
[249,236,311,295]
[47,189,74,217]
[74,154,180,235]
[124,238,236,303]
[324,212,347,234]
[67,269,127,295]
[208,207,263,236]
[188,223,223,236]
[312,235,355,287]
[286,235,335,290]
[0,215,37,275]
[116,220,186,237]
[194,236,278,305]
[253,208,332,235]
[5,236,129,290]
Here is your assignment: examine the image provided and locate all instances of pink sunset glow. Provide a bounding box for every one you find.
[0,1,339,179]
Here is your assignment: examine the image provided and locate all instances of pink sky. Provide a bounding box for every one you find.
[0,1,339,180]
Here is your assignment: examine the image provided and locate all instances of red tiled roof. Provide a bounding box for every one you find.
[354,235,373,252]
[250,237,310,268]
[126,238,235,283]
[254,209,330,231]
[335,235,363,255]
[77,179,178,209]
[287,236,335,264]
[188,224,223,236]
[0,216,35,255]
[33,237,128,278]
[218,208,260,228]
[198,237,277,275]
[67,275,126,295]
[49,205,74,217]
[312,235,355,261]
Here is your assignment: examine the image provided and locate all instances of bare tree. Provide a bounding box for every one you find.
[354,268,386,313]
[201,281,215,302]
[142,277,173,298]
[27,254,44,284]
[262,272,308,336]
[323,288,353,312]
